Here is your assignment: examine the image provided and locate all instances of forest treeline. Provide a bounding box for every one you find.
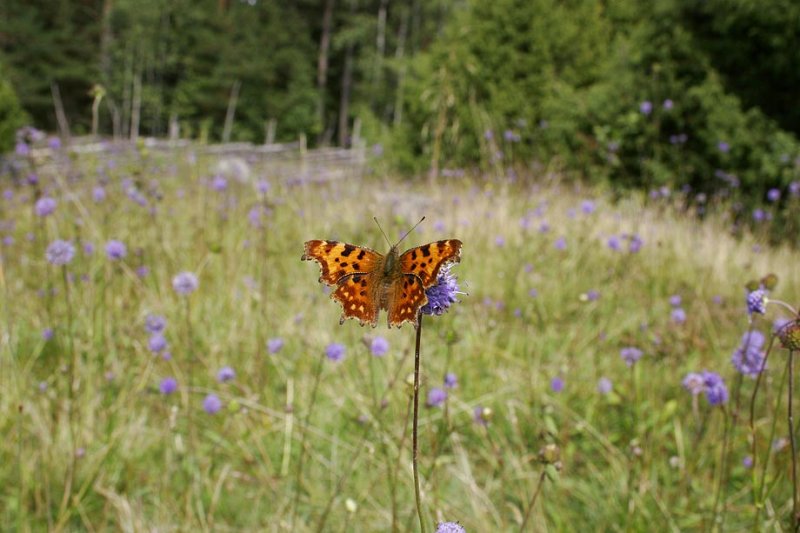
[2,0,800,215]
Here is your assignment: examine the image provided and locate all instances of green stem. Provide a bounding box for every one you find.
[413,313,427,533]
[750,334,777,528]
[519,469,547,533]
[711,406,731,530]
[789,351,798,531]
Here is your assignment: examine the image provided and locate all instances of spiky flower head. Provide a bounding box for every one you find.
[46,239,75,265]
[746,289,768,315]
[435,522,466,533]
[172,271,199,295]
[702,371,728,406]
[778,320,800,351]
[731,330,766,377]
[421,264,463,316]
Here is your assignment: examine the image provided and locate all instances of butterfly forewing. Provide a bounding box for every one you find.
[302,240,383,285]
[398,239,462,287]
[331,272,380,326]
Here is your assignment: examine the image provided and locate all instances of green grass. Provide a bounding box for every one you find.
[1,148,799,531]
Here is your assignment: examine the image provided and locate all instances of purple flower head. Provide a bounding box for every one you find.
[46,239,75,265]
[752,208,766,222]
[494,235,505,247]
[597,377,613,394]
[790,181,800,197]
[640,101,653,115]
[473,405,490,426]
[325,342,346,362]
[159,377,178,395]
[444,372,458,389]
[145,314,167,334]
[34,197,57,217]
[731,330,766,378]
[370,336,389,356]
[48,136,61,150]
[267,337,284,354]
[662,99,674,110]
[628,234,644,253]
[148,334,168,353]
[82,242,94,256]
[42,328,54,341]
[581,200,596,214]
[746,289,768,315]
[427,387,447,407]
[767,188,781,202]
[421,264,461,316]
[743,455,753,469]
[620,347,643,367]
[607,235,621,251]
[717,141,730,153]
[669,295,682,307]
[702,371,728,405]
[256,179,270,194]
[671,308,687,324]
[172,271,199,295]
[203,394,222,414]
[92,187,106,203]
[211,175,228,192]
[585,289,600,302]
[435,522,466,533]
[551,376,565,393]
[136,266,149,278]
[105,240,127,260]
[554,236,567,250]
[682,372,705,395]
[217,366,236,383]
[16,141,30,156]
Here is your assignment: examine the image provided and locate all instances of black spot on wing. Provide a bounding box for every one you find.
[341,245,355,257]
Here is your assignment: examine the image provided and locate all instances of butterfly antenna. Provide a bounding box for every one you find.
[395,216,426,246]
[373,217,393,248]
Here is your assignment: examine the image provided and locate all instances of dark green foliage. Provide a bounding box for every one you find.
[0,62,28,153]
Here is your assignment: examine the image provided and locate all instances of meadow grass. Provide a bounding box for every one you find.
[1,147,799,531]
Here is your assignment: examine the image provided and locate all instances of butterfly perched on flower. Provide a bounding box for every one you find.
[302,219,462,328]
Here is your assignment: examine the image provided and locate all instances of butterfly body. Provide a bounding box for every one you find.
[302,238,462,328]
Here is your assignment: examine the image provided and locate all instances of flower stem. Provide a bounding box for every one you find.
[711,406,731,530]
[413,313,427,533]
[750,334,776,527]
[789,350,798,531]
[519,469,547,532]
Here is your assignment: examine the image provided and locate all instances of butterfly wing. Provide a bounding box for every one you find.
[302,240,383,327]
[302,240,382,284]
[386,239,462,328]
[398,239,462,287]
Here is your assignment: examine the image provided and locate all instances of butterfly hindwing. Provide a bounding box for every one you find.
[387,274,427,328]
[302,240,382,285]
[398,239,462,287]
[331,272,380,326]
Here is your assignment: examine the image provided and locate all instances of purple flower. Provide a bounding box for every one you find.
[172,271,199,295]
[743,455,753,469]
[628,234,644,253]
[671,308,687,324]
[551,376,565,393]
[421,264,461,316]
[217,366,236,382]
[370,336,389,356]
[34,197,57,217]
[48,136,61,150]
[42,328,54,341]
[92,187,106,203]
[83,242,95,256]
[145,314,167,334]
[767,188,781,202]
[148,334,168,353]
[46,239,75,265]
[494,236,505,247]
[554,236,567,250]
[159,377,178,395]
[211,175,228,192]
[473,406,490,426]
[267,337,284,354]
[597,377,613,394]
[581,200,596,214]
[731,330,766,378]
[620,347,643,367]
[683,372,705,395]
[136,266,149,278]
[15,141,30,156]
[585,289,600,302]
[669,295,682,307]
[640,101,653,115]
[790,181,800,197]
[435,522,466,533]
[325,342,346,362]
[746,289,767,315]
[427,387,447,407]
[717,141,730,153]
[203,394,223,414]
[105,240,127,260]
[752,208,766,222]
[256,179,270,194]
[702,371,728,405]
[607,235,621,251]
[444,372,458,389]
[662,99,674,110]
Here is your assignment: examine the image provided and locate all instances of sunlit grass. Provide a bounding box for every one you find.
[1,148,799,531]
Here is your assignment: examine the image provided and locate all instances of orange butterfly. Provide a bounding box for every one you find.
[302,220,462,328]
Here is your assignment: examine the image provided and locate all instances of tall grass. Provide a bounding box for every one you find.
[1,147,799,531]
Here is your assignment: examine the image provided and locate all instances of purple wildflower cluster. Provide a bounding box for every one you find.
[683,371,728,406]
[730,330,766,378]
[421,263,462,316]
[145,314,170,359]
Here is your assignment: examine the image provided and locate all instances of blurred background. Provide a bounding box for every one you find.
[1,0,800,224]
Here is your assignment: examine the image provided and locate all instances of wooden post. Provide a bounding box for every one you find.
[222,80,241,143]
[265,118,277,145]
[130,71,142,142]
[50,82,71,141]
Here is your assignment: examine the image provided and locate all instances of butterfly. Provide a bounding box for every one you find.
[302,220,462,328]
